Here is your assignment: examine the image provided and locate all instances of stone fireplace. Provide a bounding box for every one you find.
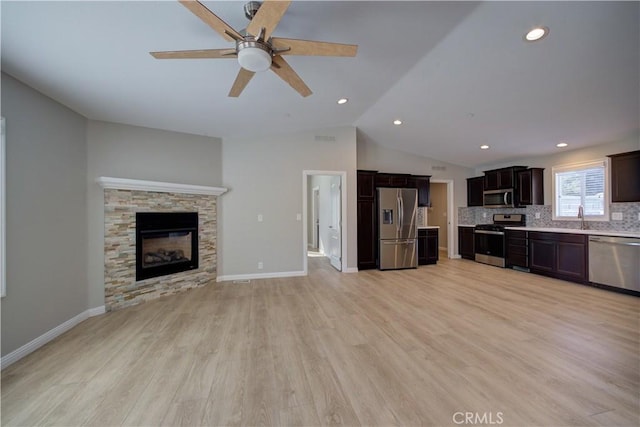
[97,177,227,311]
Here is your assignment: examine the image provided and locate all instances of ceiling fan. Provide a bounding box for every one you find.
[150,0,358,97]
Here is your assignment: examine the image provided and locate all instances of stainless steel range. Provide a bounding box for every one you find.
[474,214,526,268]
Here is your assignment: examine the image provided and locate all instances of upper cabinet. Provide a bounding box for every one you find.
[608,150,640,202]
[411,175,431,207]
[484,166,527,190]
[357,170,377,200]
[466,176,484,206]
[375,173,410,188]
[517,168,544,206]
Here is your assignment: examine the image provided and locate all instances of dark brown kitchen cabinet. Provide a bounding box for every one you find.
[357,170,378,270]
[412,175,431,207]
[529,232,588,284]
[458,226,475,260]
[517,168,544,206]
[375,173,410,188]
[418,228,439,265]
[484,166,527,191]
[506,230,528,268]
[608,150,640,202]
[467,176,484,206]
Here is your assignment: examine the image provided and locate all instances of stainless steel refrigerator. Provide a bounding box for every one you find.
[378,188,418,270]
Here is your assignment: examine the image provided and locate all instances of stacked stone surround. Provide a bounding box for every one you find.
[104,189,217,311]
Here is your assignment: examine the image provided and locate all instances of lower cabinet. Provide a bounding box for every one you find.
[357,199,377,270]
[458,226,475,260]
[418,228,439,265]
[529,232,588,284]
[506,230,528,268]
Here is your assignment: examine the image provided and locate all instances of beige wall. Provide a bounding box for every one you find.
[1,73,88,357]
[86,120,223,308]
[220,126,357,277]
[428,183,448,249]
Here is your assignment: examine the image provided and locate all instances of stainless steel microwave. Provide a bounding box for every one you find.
[483,188,515,208]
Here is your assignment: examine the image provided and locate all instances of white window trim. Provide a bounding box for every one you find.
[1,117,5,297]
[551,158,610,222]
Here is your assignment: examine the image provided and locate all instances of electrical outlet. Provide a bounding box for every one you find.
[258,262,263,269]
[296,213,302,221]
[535,212,541,219]
[611,212,623,221]
[482,212,487,218]
[258,214,263,222]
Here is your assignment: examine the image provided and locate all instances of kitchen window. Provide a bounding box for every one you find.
[552,159,609,221]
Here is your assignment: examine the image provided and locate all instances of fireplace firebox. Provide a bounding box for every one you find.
[136,212,198,281]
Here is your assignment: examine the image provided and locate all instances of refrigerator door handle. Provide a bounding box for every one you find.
[399,194,404,230]
[396,196,402,233]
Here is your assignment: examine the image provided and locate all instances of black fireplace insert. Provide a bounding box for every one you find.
[136,212,199,281]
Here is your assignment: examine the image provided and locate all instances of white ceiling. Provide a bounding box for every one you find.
[2,1,638,168]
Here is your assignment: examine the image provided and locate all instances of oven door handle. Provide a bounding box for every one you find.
[474,230,504,236]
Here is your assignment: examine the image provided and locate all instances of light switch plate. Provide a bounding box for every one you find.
[535,212,541,219]
[258,214,263,222]
[611,212,623,220]
[296,213,302,221]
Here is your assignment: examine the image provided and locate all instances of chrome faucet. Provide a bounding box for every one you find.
[577,205,586,230]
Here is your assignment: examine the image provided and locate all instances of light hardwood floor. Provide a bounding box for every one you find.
[2,256,639,426]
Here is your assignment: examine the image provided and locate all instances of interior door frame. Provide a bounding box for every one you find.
[430,178,455,259]
[302,170,347,274]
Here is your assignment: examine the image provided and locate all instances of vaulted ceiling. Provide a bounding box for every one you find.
[2,1,638,168]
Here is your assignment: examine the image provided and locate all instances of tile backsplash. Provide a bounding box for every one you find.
[458,202,640,232]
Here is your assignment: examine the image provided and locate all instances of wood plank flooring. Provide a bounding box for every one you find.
[2,256,639,426]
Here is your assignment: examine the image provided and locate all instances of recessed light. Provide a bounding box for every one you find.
[525,26,549,42]
[556,142,568,148]
[480,144,490,150]
[337,98,348,105]
[393,119,402,126]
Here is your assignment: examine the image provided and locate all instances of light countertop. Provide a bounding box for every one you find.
[505,226,640,239]
[418,225,440,229]
[458,224,475,228]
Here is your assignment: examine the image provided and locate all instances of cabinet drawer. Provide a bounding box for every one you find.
[529,232,587,244]
[508,253,528,268]
[508,243,528,256]
[506,230,527,239]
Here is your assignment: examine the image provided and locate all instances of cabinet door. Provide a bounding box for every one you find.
[484,170,499,191]
[458,227,475,259]
[517,168,544,206]
[418,230,428,265]
[414,176,431,207]
[357,170,376,200]
[427,229,439,264]
[498,168,514,189]
[517,169,533,205]
[529,239,556,273]
[609,150,640,202]
[357,200,377,270]
[506,230,528,268]
[467,176,484,206]
[556,241,587,283]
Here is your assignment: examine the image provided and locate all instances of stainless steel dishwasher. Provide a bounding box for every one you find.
[588,235,640,292]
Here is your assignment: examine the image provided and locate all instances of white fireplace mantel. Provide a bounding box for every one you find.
[96,177,228,196]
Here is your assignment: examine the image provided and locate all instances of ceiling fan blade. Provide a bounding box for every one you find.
[179,0,242,42]
[270,55,312,97]
[271,37,358,56]
[150,49,237,59]
[271,38,358,57]
[246,0,291,41]
[229,68,256,97]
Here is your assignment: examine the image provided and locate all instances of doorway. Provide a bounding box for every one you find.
[428,179,455,259]
[303,171,347,274]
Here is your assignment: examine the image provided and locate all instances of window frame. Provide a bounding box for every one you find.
[551,158,610,222]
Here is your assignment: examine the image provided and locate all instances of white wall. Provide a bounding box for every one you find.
[475,134,640,202]
[220,126,357,278]
[1,73,88,356]
[86,121,222,308]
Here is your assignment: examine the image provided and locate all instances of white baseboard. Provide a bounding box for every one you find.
[343,267,359,273]
[217,270,306,282]
[451,254,462,259]
[1,305,105,370]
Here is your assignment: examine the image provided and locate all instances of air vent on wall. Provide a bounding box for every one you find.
[314,135,336,142]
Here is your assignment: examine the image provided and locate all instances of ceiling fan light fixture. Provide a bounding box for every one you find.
[238,46,272,72]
